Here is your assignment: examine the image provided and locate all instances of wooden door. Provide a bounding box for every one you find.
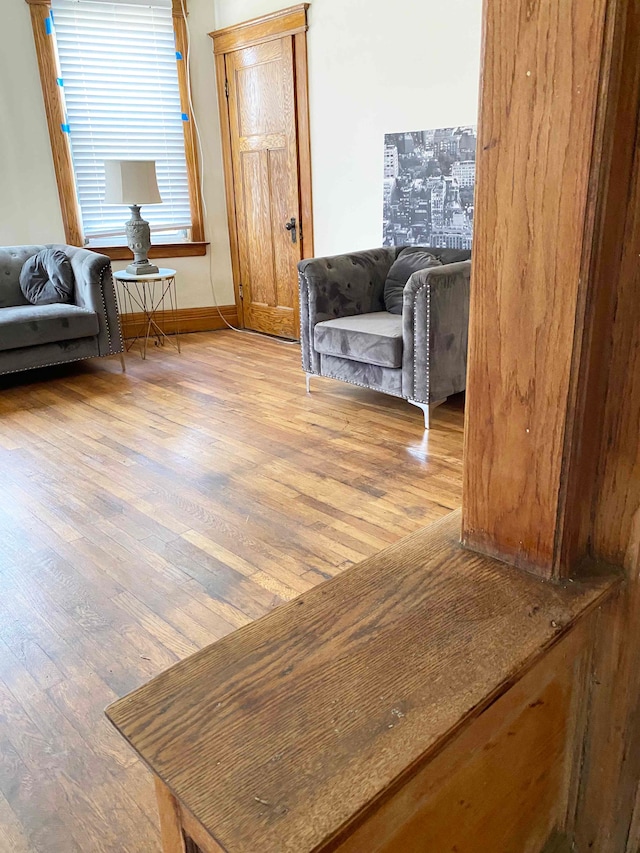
[224,36,302,339]
[211,7,312,340]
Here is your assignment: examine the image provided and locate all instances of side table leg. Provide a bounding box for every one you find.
[143,281,151,360]
[119,353,126,373]
[154,777,186,853]
[169,276,181,354]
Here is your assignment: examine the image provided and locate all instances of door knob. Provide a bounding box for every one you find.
[285,217,297,244]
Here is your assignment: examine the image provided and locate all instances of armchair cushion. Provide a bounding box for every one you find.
[19,249,75,305]
[314,311,403,368]
[320,353,403,397]
[384,248,442,314]
[0,303,99,352]
[298,248,398,374]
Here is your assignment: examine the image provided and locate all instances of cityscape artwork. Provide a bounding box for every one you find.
[383,126,477,249]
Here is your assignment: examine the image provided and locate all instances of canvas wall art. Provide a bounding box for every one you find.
[383,126,477,249]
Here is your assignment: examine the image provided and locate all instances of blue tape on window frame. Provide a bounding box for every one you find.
[45,15,53,34]
[181,113,189,121]
[57,77,64,87]
[61,123,70,133]
[176,50,183,60]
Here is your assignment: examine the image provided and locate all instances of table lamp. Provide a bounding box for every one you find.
[104,159,162,275]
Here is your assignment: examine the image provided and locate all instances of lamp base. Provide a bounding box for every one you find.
[125,205,159,276]
[126,261,159,276]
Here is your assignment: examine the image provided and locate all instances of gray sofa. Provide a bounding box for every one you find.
[0,244,124,377]
[299,247,471,428]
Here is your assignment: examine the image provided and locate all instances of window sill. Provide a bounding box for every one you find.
[91,242,208,261]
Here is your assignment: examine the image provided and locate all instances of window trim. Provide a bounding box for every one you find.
[26,0,205,255]
[172,0,204,245]
[97,241,207,261]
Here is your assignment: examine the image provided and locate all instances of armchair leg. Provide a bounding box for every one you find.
[408,398,447,430]
[305,373,311,394]
[119,352,126,373]
[409,400,430,430]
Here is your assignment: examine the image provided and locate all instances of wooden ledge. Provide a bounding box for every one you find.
[106,510,618,853]
[92,242,208,261]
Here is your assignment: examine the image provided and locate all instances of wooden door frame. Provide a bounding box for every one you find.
[209,4,313,331]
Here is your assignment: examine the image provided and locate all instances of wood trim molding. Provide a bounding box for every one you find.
[119,304,238,339]
[155,778,187,853]
[570,0,640,572]
[541,831,573,853]
[27,0,84,246]
[209,5,313,324]
[553,0,635,575]
[213,50,244,327]
[294,30,314,259]
[209,4,309,54]
[180,806,227,853]
[95,241,208,261]
[173,1,205,244]
[627,782,640,853]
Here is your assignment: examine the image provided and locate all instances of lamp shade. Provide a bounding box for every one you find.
[104,160,162,205]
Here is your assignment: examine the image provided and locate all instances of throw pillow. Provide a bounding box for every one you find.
[384,248,442,315]
[19,249,75,306]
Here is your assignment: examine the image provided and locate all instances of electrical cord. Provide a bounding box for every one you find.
[180,0,298,346]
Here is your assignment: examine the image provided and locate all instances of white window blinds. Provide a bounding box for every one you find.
[51,0,191,240]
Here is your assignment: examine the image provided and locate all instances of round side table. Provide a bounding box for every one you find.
[114,268,180,360]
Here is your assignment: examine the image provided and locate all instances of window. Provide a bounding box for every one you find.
[26,0,204,256]
[53,0,191,241]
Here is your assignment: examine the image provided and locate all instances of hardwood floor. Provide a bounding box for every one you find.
[0,331,464,852]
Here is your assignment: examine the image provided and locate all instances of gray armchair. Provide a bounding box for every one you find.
[298,247,471,428]
[0,244,124,377]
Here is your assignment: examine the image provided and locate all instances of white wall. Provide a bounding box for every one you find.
[0,0,235,308]
[213,0,482,256]
[156,0,234,307]
[0,0,481,307]
[0,1,65,246]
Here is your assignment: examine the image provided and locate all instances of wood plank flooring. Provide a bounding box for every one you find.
[0,331,464,852]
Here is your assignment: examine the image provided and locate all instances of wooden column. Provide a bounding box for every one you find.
[462,0,636,579]
[463,0,640,845]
